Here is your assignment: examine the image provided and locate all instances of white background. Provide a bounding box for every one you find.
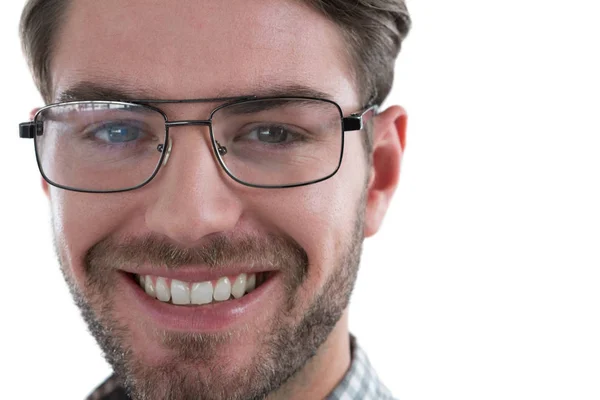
[1,0,599,399]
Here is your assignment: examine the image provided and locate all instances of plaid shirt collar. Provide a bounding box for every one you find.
[88,335,396,400]
[326,335,397,400]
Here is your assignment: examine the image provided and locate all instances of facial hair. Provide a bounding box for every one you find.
[56,193,366,400]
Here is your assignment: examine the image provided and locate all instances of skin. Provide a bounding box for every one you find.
[39,0,407,399]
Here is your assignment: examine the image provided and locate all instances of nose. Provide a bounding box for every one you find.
[145,126,244,246]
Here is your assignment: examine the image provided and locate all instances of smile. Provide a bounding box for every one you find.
[120,268,281,332]
[135,272,270,306]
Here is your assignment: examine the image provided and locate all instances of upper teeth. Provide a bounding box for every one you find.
[138,273,259,305]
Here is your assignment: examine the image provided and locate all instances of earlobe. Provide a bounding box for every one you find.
[363,105,407,237]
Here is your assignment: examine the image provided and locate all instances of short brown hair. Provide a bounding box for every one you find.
[20,0,70,104]
[20,0,410,106]
[307,0,411,107]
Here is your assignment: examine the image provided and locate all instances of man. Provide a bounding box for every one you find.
[18,0,410,399]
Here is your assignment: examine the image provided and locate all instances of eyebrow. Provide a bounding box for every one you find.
[55,81,335,104]
[218,98,332,117]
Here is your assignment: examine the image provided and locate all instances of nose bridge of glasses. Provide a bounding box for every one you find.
[159,119,220,170]
[165,120,212,128]
[162,119,215,168]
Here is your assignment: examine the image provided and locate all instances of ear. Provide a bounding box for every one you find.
[364,105,407,237]
[30,107,51,199]
[41,177,50,198]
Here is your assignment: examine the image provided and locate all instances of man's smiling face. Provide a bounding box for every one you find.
[45,0,401,399]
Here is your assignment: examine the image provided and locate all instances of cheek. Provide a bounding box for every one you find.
[253,140,367,294]
[50,187,143,287]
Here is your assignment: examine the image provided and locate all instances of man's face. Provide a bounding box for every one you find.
[48,0,375,399]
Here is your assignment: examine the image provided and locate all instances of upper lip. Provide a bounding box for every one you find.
[119,265,275,282]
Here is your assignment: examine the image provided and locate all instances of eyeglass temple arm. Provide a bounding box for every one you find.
[19,121,43,139]
[342,104,379,132]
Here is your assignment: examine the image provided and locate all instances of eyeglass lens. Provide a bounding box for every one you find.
[211,98,343,187]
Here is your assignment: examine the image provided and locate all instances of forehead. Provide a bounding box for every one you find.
[51,0,358,107]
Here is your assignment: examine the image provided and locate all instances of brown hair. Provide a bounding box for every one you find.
[306,0,411,107]
[20,0,71,104]
[20,0,410,104]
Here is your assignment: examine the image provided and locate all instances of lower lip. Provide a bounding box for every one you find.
[119,271,280,332]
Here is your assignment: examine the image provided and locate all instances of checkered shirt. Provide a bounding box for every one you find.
[326,336,397,400]
[88,335,397,400]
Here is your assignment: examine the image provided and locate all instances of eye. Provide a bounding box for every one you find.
[94,123,143,143]
[244,125,299,144]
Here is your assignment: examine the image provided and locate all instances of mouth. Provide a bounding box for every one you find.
[129,271,273,306]
[118,268,281,332]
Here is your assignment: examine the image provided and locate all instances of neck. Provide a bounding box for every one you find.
[268,310,351,400]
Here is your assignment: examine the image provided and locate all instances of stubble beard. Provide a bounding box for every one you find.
[55,192,367,400]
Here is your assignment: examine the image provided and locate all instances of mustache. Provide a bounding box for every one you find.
[84,233,309,273]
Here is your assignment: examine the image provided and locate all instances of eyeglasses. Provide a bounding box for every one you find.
[19,96,377,193]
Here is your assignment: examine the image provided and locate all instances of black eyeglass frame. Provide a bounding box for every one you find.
[19,95,378,193]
